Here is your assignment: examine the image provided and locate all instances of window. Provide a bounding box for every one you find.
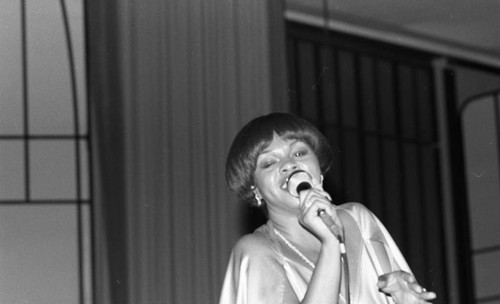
[0,1,91,303]
[461,91,500,303]
[286,21,448,302]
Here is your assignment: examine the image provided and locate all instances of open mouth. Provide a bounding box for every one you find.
[281,170,305,190]
[282,170,313,197]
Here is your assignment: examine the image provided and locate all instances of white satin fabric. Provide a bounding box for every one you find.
[219,203,412,304]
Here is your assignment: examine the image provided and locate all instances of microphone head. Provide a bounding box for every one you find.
[296,182,312,193]
[286,170,313,197]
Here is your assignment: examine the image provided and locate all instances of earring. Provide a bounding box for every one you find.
[251,185,262,207]
[254,194,262,207]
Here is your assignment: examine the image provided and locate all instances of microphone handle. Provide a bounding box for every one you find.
[318,209,343,242]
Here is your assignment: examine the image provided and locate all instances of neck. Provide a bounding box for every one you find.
[268,208,321,251]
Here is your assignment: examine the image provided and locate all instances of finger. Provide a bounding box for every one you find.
[301,187,330,202]
[401,271,416,284]
[409,282,423,294]
[377,275,389,289]
[305,202,334,219]
[312,187,332,201]
[419,291,437,300]
[410,283,436,301]
[300,192,331,211]
[301,203,335,228]
[377,274,398,292]
[304,188,327,201]
[298,191,313,210]
[311,186,332,201]
[301,197,327,212]
[307,192,333,208]
[311,200,334,213]
[298,189,317,207]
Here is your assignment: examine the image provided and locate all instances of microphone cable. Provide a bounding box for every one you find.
[319,210,350,304]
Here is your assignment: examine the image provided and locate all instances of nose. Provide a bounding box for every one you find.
[280,159,299,174]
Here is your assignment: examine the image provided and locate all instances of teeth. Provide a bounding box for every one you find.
[282,175,292,190]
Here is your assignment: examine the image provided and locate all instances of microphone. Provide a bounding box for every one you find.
[285,170,313,197]
[286,171,345,244]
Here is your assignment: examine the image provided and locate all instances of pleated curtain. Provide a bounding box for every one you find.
[86,0,288,303]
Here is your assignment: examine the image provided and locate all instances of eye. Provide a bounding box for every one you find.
[293,149,308,157]
[261,159,277,169]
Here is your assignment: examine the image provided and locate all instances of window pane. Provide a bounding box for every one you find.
[474,251,500,299]
[27,0,74,135]
[463,96,500,250]
[0,0,23,135]
[66,0,88,137]
[0,204,79,303]
[30,140,76,200]
[0,141,24,200]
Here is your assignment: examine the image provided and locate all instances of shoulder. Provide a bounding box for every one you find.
[338,202,372,218]
[221,223,294,304]
[231,223,279,262]
[337,202,381,229]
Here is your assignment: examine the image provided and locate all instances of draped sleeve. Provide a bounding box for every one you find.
[339,203,413,303]
[342,203,412,275]
[219,225,300,304]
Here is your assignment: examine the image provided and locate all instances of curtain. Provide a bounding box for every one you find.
[86,0,288,303]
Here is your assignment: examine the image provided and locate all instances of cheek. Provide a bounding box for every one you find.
[305,161,322,180]
[305,158,321,170]
[254,173,280,195]
[253,172,269,190]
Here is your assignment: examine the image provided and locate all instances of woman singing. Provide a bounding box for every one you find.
[219,113,436,304]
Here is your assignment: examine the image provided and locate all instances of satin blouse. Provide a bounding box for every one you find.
[219,203,412,304]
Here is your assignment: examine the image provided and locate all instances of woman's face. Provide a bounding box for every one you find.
[253,134,322,213]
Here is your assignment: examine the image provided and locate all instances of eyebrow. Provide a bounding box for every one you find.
[257,149,272,157]
[259,139,301,155]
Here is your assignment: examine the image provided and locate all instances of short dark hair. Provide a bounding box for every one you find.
[225,112,333,203]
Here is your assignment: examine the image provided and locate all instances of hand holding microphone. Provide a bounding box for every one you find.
[286,171,344,243]
[287,171,350,304]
